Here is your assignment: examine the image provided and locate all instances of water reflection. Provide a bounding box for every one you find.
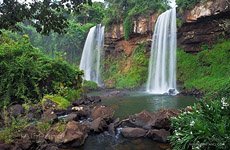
[101,92,196,119]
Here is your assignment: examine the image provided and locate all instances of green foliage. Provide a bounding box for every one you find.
[42,95,71,110]
[123,16,133,40]
[3,22,94,64]
[83,80,99,91]
[103,0,168,26]
[76,2,105,24]
[176,0,207,13]
[177,40,230,98]
[0,34,83,108]
[36,122,52,134]
[0,0,92,34]
[103,43,149,89]
[0,117,29,143]
[170,98,230,150]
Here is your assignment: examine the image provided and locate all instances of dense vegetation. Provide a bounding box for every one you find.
[170,40,230,150]
[0,34,83,108]
[0,0,92,34]
[103,43,149,89]
[177,40,230,99]
[170,97,230,150]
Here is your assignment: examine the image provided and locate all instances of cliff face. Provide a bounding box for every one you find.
[178,0,230,53]
[105,0,230,54]
[104,14,158,57]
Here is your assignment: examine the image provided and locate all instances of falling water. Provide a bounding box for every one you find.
[80,24,104,86]
[146,2,178,95]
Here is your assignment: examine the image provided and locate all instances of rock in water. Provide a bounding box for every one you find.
[121,128,147,138]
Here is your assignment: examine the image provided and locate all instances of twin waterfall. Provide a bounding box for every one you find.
[80,24,104,86]
[80,2,178,95]
[146,5,178,95]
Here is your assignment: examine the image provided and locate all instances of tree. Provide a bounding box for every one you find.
[0,0,92,34]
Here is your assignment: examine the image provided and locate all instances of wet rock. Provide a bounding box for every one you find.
[8,104,24,117]
[42,109,58,123]
[38,144,59,150]
[153,109,180,129]
[128,110,154,129]
[121,128,147,138]
[45,121,88,148]
[90,117,107,132]
[72,106,91,120]
[108,123,115,135]
[91,105,114,120]
[147,129,170,143]
[124,109,180,130]
[72,96,101,106]
[0,141,12,150]
[65,113,78,122]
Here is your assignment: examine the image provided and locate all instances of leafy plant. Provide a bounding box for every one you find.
[0,34,83,108]
[170,97,230,150]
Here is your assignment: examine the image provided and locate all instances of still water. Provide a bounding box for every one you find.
[77,91,196,150]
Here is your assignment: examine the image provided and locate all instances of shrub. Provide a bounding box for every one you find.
[82,80,98,91]
[0,34,83,108]
[170,98,230,150]
[103,43,149,89]
[123,16,133,40]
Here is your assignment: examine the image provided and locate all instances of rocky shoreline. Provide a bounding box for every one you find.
[0,95,183,150]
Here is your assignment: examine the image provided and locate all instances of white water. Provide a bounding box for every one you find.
[146,3,178,95]
[80,24,104,86]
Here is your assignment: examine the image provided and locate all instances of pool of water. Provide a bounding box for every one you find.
[78,90,197,150]
[92,91,197,119]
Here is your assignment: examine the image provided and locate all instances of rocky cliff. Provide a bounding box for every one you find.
[178,0,230,53]
[104,13,158,57]
[105,0,230,54]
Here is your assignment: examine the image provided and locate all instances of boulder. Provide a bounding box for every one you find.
[153,109,180,129]
[128,110,154,129]
[38,144,59,150]
[0,141,12,150]
[42,109,58,123]
[90,117,107,132]
[45,121,88,148]
[146,129,170,143]
[121,128,147,138]
[127,109,180,130]
[72,96,101,106]
[65,113,78,122]
[8,104,24,117]
[26,104,43,121]
[91,105,114,120]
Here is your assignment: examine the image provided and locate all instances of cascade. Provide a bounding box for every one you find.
[80,24,104,86]
[146,0,178,95]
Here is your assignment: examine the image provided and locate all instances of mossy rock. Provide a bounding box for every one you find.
[41,95,71,110]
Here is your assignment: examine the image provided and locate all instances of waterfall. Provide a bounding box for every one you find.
[80,24,104,86]
[146,3,178,95]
